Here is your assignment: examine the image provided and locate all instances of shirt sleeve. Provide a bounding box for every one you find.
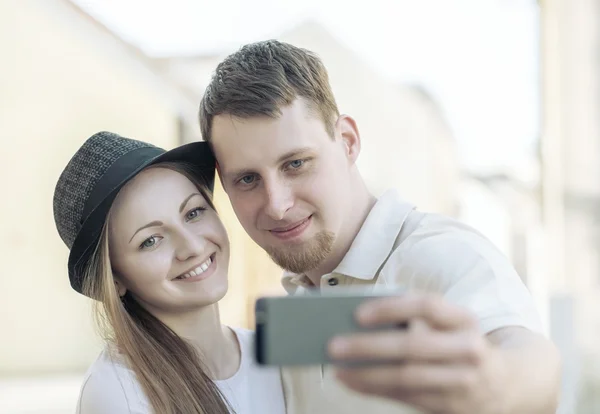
[77,368,148,414]
[390,221,544,335]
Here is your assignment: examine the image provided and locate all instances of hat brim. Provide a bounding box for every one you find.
[67,141,216,295]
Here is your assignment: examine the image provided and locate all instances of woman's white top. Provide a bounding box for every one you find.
[76,327,285,413]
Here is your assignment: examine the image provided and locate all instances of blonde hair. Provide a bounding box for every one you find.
[82,162,231,414]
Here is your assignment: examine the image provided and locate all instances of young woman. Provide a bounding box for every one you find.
[53,131,285,414]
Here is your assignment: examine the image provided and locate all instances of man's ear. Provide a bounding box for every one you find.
[335,114,361,165]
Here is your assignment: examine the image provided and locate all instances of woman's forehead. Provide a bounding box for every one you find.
[109,168,202,227]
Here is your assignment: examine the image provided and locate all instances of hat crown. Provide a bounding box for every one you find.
[53,131,158,249]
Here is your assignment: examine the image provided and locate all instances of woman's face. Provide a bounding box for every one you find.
[108,167,230,315]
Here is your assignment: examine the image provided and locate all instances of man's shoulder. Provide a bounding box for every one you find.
[385,209,511,284]
[398,209,494,251]
[374,189,487,246]
[403,209,493,246]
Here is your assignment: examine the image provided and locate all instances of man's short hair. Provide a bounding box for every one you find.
[198,40,339,140]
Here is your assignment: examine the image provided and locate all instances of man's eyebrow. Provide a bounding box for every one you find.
[275,147,313,164]
[224,168,255,182]
[223,147,313,181]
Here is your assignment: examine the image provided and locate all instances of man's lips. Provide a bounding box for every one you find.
[268,216,312,240]
[270,216,311,232]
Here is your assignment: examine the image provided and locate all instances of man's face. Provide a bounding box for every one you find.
[210,99,357,274]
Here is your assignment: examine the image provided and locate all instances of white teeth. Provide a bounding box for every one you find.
[176,256,213,280]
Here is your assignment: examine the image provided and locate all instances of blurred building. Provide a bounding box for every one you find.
[0,0,197,411]
[541,0,600,412]
[0,0,191,377]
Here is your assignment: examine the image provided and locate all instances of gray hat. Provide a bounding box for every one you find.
[53,131,216,295]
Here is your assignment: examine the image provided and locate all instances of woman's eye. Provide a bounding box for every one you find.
[186,207,206,220]
[140,236,158,249]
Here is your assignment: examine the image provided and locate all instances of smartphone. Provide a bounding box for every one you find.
[254,288,407,366]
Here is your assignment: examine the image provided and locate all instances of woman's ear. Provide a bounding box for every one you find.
[114,277,127,297]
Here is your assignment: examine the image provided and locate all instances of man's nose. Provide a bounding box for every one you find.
[263,179,294,221]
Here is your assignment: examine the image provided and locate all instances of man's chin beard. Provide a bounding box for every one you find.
[266,230,335,274]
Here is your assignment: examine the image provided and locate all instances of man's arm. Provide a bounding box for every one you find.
[328,294,561,414]
[486,326,561,414]
[328,223,561,413]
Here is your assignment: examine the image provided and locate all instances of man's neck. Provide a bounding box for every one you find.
[304,187,377,287]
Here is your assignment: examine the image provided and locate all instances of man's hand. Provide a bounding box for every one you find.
[327,294,511,414]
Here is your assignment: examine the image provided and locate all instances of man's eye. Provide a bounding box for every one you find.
[240,175,255,184]
[289,159,304,169]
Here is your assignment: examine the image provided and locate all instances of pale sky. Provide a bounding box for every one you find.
[73,0,539,177]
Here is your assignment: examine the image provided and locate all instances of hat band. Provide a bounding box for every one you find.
[79,146,165,226]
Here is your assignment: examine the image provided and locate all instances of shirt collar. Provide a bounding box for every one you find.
[281,189,415,293]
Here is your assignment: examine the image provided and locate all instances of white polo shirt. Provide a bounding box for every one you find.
[280,189,543,414]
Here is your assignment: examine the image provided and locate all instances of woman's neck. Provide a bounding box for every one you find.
[156,304,240,380]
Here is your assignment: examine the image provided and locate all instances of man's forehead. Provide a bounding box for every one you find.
[211,115,322,172]
[216,141,316,178]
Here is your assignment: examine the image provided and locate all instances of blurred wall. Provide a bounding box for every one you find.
[541,0,600,411]
[0,0,182,374]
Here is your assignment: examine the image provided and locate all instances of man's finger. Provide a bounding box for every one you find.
[335,363,478,395]
[329,329,485,364]
[356,294,478,330]
[341,385,448,414]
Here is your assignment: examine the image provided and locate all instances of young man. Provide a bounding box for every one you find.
[198,40,560,414]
